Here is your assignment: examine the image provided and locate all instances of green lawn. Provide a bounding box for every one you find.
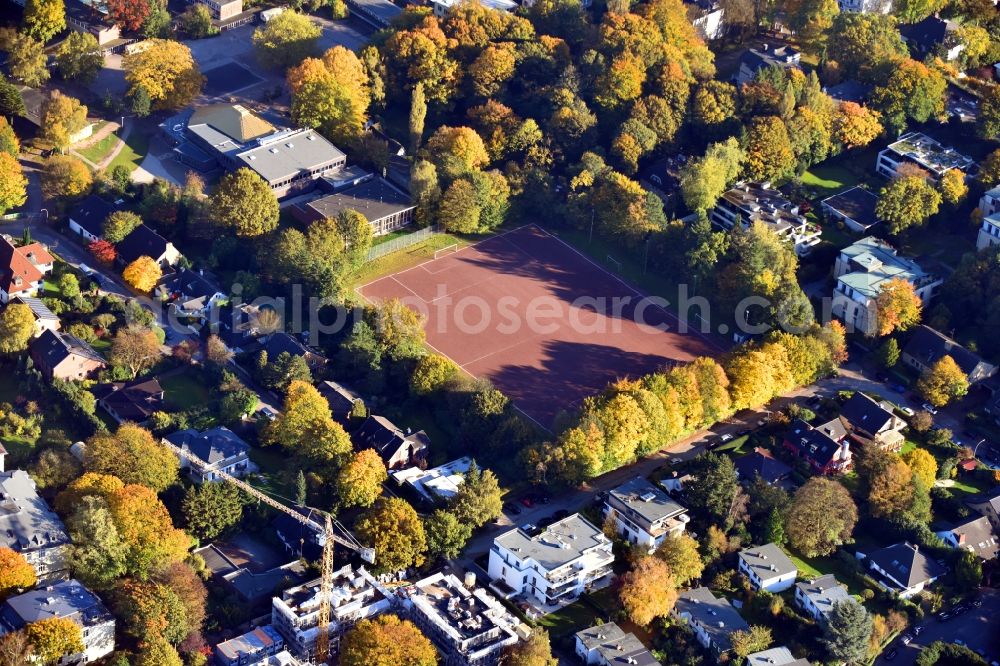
[107,128,150,174]
[716,434,751,455]
[948,477,989,494]
[785,549,870,596]
[801,163,860,197]
[161,371,213,410]
[77,126,120,164]
[535,599,603,639]
[899,439,918,455]
[354,232,471,287]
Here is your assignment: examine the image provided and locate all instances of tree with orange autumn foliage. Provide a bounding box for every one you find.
[618,556,678,626]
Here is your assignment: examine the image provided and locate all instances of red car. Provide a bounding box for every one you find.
[520,496,534,508]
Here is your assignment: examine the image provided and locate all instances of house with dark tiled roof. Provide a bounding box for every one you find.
[734,447,792,485]
[782,418,853,475]
[935,515,999,561]
[68,195,115,241]
[263,332,327,372]
[864,542,945,598]
[116,224,182,268]
[901,15,964,61]
[735,44,802,85]
[836,391,906,453]
[93,376,165,424]
[964,487,1000,532]
[29,329,106,381]
[157,268,225,321]
[353,415,429,470]
[316,380,364,427]
[165,426,256,483]
[0,237,53,304]
[902,325,997,384]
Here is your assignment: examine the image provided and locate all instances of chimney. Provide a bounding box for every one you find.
[957,532,966,545]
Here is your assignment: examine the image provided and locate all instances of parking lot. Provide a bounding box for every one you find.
[884,589,1000,664]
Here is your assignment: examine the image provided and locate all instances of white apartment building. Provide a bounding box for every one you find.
[487,514,614,611]
[710,182,821,256]
[603,476,689,552]
[977,214,1000,251]
[875,132,975,182]
[271,566,392,661]
[674,587,749,659]
[737,543,798,593]
[0,466,70,580]
[794,574,850,623]
[980,186,1000,217]
[400,572,521,666]
[831,236,941,337]
[837,0,890,12]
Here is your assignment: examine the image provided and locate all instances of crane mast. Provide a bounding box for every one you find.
[161,439,375,664]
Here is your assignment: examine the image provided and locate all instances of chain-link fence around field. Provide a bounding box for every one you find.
[366,225,441,262]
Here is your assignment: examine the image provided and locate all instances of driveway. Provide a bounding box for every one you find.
[882,589,1000,665]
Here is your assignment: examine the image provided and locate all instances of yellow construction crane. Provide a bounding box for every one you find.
[162,440,375,663]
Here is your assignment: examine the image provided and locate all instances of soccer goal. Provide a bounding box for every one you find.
[607,255,622,273]
[434,243,460,259]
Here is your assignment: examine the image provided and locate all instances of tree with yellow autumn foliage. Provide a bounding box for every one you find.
[122,256,161,293]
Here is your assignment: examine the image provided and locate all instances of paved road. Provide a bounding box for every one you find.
[882,589,1000,665]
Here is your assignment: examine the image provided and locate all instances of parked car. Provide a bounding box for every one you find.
[900,406,915,417]
[719,433,734,443]
[937,610,952,621]
[913,626,924,636]
[520,496,534,508]
[503,502,521,515]
[923,403,939,415]
[883,649,897,661]
[901,634,912,645]
[972,598,983,608]
[669,457,683,465]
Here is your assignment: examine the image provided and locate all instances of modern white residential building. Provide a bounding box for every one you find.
[271,566,393,661]
[673,587,750,659]
[688,0,725,39]
[431,0,516,16]
[831,236,942,337]
[977,214,1000,251]
[794,574,850,623]
[574,623,657,666]
[0,465,70,580]
[746,646,812,666]
[603,476,689,552]
[737,543,798,593]
[390,457,472,504]
[980,186,1000,217]
[837,0,890,12]
[400,571,521,666]
[875,132,975,182]
[487,514,614,611]
[0,580,115,663]
[710,182,821,256]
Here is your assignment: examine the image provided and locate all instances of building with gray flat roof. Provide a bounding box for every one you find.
[488,514,614,611]
[574,623,657,666]
[0,468,70,580]
[738,543,798,592]
[0,579,114,662]
[345,0,402,27]
[795,574,850,623]
[604,476,689,552]
[746,646,811,666]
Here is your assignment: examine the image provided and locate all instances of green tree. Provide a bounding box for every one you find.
[211,168,279,237]
[6,33,49,87]
[294,470,307,505]
[336,449,387,508]
[823,599,872,664]
[449,462,503,528]
[356,497,427,572]
[252,10,321,69]
[827,13,907,80]
[23,0,66,43]
[103,210,142,243]
[409,354,458,396]
[685,452,742,526]
[679,137,743,212]
[917,355,969,407]
[181,482,244,541]
[263,380,352,477]
[876,175,941,234]
[762,507,786,545]
[978,86,1000,140]
[84,423,179,493]
[0,77,26,117]
[410,159,441,226]
[955,549,982,590]
[870,59,946,128]
[424,509,472,560]
[787,478,857,557]
[877,337,900,368]
[0,303,35,354]
[731,625,774,659]
[66,497,128,590]
[409,82,426,155]
[179,3,217,38]
[438,178,481,233]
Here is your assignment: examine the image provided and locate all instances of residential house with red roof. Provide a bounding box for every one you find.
[0,237,53,304]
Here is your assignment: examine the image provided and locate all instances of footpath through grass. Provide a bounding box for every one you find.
[77,126,119,164]
[108,129,150,174]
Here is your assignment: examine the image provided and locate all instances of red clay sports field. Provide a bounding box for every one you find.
[359,225,724,429]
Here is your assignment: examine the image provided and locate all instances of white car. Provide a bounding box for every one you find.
[669,457,683,465]
[900,406,915,417]
[922,403,939,415]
